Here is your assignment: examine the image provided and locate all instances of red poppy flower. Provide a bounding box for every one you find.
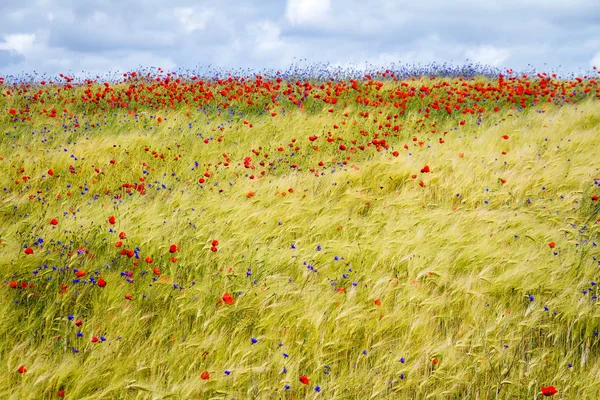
[592,195,599,201]
[420,165,430,173]
[211,240,219,247]
[125,294,133,300]
[9,109,17,115]
[76,270,86,278]
[115,241,123,247]
[75,319,83,326]
[200,371,210,380]
[97,279,106,288]
[145,256,153,264]
[210,246,218,252]
[91,336,99,343]
[18,365,27,374]
[50,218,58,226]
[374,299,381,306]
[119,231,127,239]
[541,386,557,396]
[57,390,65,397]
[169,244,178,253]
[548,242,555,248]
[108,216,116,224]
[222,292,234,305]
[9,281,18,289]
[432,357,439,365]
[502,135,509,140]
[299,375,309,385]
[24,247,33,255]
[48,169,54,176]
[153,267,161,276]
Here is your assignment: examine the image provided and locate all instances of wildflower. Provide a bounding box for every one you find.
[548,242,555,248]
[108,215,116,224]
[374,299,381,306]
[222,292,234,305]
[420,165,430,173]
[169,244,178,253]
[91,336,99,343]
[24,247,33,255]
[541,386,557,396]
[200,371,210,380]
[97,278,106,288]
[50,218,58,225]
[18,365,27,374]
[300,375,309,385]
[251,337,258,344]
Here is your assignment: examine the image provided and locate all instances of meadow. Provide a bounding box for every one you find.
[1,65,600,399]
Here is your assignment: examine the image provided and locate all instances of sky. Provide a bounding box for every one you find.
[0,0,599,78]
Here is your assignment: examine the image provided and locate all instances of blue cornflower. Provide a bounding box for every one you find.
[251,337,258,344]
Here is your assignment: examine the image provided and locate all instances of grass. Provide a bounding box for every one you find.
[1,74,600,399]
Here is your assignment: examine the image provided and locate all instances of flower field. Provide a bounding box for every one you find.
[1,65,600,398]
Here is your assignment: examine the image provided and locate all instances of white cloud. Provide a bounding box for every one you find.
[592,52,600,69]
[174,7,212,33]
[286,0,331,25]
[465,45,510,67]
[250,21,285,53]
[0,33,36,55]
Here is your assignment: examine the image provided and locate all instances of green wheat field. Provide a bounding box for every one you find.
[1,71,600,399]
